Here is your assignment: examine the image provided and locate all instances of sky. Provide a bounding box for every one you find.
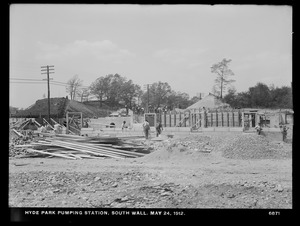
[9,4,292,109]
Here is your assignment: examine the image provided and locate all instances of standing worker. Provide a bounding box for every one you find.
[156,121,163,137]
[121,121,127,132]
[143,119,150,139]
[280,124,288,142]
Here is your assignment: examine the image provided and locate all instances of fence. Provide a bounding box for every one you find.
[157,110,242,128]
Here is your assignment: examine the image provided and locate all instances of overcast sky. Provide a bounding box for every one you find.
[9,4,292,109]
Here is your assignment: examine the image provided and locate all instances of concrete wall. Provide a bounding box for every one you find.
[81,126,244,137]
[89,116,133,130]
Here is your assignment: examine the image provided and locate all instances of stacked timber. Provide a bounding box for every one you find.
[13,133,148,160]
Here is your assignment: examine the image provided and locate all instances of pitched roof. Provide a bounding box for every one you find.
[14,97,110,118]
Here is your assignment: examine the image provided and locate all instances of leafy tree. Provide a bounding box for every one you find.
[90,74,142,108]
[211,58,235,98]
[235,91,251,108]
[106,74,127,106]
[66,75,83,100]
[141,81,172,110]
[269,85,293,109]
[120,80,142,109]
[78,88,90,102]
[189,96,201,105]
[223,87,237,107]
[89,75,111,107]
[249,82,271,108]
[166,91,190,110]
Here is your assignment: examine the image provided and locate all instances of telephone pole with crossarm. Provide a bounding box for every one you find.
[41,65,54,122]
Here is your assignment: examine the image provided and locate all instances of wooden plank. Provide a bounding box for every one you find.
[62,140,146,157]
[19,120,31,130]
[43,118,54,129]
[26,148,77,160]
[34,120,41,127]
[12,129,24,137]
[51,140,141,158]
[58,152,83,159]
[76,154,105,159]
[49,141,126,159]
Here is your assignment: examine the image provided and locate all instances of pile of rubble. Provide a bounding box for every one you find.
[9,136,34,157]
[219,133,292,160]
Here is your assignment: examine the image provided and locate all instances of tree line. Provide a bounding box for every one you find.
[65,58,292,112]
[66,73,198,113]
[223,83,292,109]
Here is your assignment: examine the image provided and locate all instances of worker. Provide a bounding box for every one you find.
[143,119,150,139]
[255,123,262,135]
[280,124,288,142]
[156,121,163,137]
[121,121,127,132]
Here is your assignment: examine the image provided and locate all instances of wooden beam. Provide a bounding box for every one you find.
[51,140,142,158]
[12,129,24,137]
[49,141,126,159]
[26,148,77,160]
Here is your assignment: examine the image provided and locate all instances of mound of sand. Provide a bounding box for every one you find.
[219,133,292,160]
[140,133,292,162]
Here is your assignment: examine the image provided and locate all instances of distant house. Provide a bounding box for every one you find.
[186,93,230,110]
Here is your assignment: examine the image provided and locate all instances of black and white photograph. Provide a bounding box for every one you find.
[9,4,293,220]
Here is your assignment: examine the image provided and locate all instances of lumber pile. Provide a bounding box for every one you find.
[12,133,148,160]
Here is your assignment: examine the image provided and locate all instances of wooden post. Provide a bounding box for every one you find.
[239,111,242,127]
[241,112,244,129]
[227,112,229,127]
[232,111,235,127]
[66,112,69,134]
[221,111,223,127]
[169,112,172,127]
[80,112,83,129]
[216,110,218,127]
[179,112,182,127]
[174,111,176,127]
[199,112,202,128]
[211,112,213,127]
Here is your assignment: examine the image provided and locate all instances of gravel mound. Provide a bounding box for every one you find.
[219,133,292,160]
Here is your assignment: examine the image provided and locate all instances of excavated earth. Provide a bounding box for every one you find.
[9,132,292,209]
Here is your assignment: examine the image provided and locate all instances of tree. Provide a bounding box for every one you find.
[90,74,142,108]
[66,75,83,100]
[120,80,142,109]
[166,91,190,110]
[189,95,201,105]
[79,88,90,102]
[235,91,251,108]
[141,81,172,110]
[89,75,111,107]
[211,58,235,98]
[249,82,271,108]
[106,74,127,106]
[269,85,293,109]
[223,87,237,108]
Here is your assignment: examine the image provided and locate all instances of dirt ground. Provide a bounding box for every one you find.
[9,132,292,209]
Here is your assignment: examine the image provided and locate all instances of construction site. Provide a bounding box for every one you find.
[9,93,293,210]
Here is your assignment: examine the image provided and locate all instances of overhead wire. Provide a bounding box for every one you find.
[10,78,90,88]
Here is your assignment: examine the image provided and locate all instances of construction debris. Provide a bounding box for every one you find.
[10,133,148,160]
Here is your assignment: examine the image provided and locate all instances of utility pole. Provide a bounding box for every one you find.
[143,84,152,113]
[41,65,54,122]
[147,84,150,113]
